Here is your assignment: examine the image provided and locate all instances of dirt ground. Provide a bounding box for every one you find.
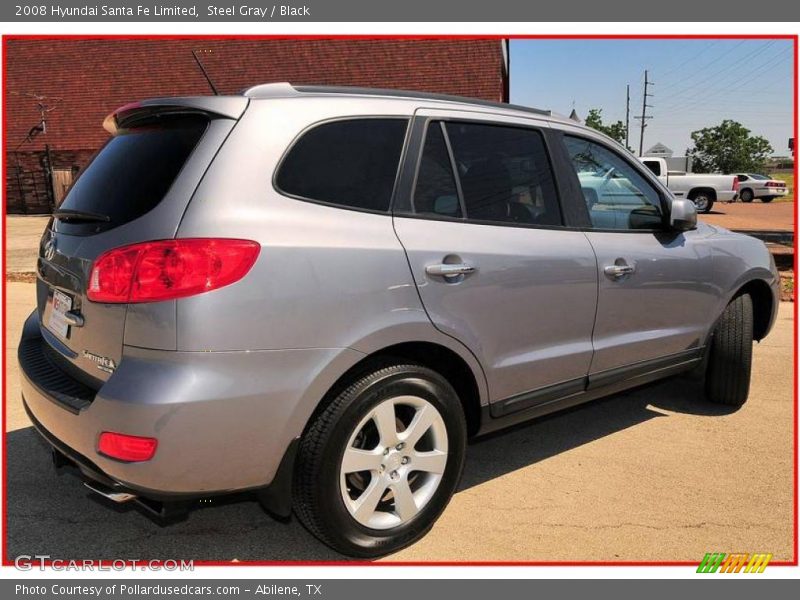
[700,201,794,232]
[3,279,794,562]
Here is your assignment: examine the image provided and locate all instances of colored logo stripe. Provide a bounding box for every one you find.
[697,552,772,573]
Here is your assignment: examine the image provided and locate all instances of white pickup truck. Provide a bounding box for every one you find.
[640,157,739,213]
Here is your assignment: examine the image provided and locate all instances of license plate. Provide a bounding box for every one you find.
[48,289,73,339]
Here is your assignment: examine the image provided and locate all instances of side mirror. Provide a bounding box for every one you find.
[669,198,697,231]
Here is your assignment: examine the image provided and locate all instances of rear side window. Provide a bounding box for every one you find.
[413,123,461,218]
[55,116,207,234]
[445,122,562,226]
[276,119,409,212]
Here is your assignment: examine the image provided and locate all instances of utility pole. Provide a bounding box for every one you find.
[10,91,62,211]
[625,84,630,150]
[635,70,654,156]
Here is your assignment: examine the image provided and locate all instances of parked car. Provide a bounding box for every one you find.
[19,84,779,557]
[640,156,739,213]
[736,173,789,203]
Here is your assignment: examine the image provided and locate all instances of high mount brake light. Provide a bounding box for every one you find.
[87,239,260,303]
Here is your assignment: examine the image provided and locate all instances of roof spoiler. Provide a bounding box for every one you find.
[103,96,248,135]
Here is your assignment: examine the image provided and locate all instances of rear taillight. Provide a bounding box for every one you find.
[733,176,740,192]
[98,432,158,462]
[766,181,784,188]
[88,238,260,303]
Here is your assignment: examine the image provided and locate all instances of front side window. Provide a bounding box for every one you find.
[276,118,408,212]
[564,136,664,230]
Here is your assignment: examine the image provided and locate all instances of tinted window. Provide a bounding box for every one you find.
[413,122,461,218]
[445,122,561,226]
[276,119,408,212]
[55,116,207,234]
[564,136,664,230]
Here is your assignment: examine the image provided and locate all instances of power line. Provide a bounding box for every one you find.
[657,40,746,88]
[656,46,792,117]
[656,41,778,107]
[656,40,721,80]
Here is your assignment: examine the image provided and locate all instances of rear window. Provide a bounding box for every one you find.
[643,160,662,176]
[275,118,408,212]
[54,116,207,234]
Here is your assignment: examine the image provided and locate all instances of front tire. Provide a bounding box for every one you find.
[705,294,753,406]
[740,189,754,202]
[293,363,467,557]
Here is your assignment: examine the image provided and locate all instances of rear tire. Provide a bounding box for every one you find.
[740,189,754,203]
[761,196,774,203]
[293,362,467,557]
[691,192,714,213]
[705,294,753,407]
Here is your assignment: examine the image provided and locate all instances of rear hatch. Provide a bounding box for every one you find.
[35,97,247,388]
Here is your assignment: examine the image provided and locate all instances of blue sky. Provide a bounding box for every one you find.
[510,39,794,157]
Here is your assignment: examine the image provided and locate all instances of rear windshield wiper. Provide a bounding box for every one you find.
[52,209,111,223]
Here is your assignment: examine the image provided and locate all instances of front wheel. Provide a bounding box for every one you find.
[691,192,714,213]
[705,294,753,406]
[292,363,467,557]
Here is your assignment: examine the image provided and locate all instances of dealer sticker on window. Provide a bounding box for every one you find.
[48,289,73,339]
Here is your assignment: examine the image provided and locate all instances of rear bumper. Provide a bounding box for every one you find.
[19,310,363,498]
[758,188,789,198]
[717,191,738,202]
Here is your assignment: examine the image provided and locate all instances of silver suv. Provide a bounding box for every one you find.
[19,83,779,557]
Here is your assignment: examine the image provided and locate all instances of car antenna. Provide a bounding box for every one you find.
[191,49,219,96]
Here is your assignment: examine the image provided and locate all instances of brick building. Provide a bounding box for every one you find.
[4,38,509,213]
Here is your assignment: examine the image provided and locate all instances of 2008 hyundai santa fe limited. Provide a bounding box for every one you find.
[19,83,779,557]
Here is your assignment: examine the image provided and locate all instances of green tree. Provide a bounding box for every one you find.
[686,120,773,174]
[584,108,628,146]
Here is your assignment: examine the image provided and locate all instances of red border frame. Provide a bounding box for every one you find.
[1,33,797,568]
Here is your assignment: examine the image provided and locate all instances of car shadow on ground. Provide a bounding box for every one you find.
[5,375,737,562]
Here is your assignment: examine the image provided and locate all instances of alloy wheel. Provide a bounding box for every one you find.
[339,395,449,530]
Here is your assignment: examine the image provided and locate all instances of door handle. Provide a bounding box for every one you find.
[604,264,635,278]
[426,263,477,277]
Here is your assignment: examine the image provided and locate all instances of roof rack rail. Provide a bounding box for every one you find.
[242,82,551,117]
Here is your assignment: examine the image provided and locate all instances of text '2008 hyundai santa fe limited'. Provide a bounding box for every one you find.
[19,83,779,557]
